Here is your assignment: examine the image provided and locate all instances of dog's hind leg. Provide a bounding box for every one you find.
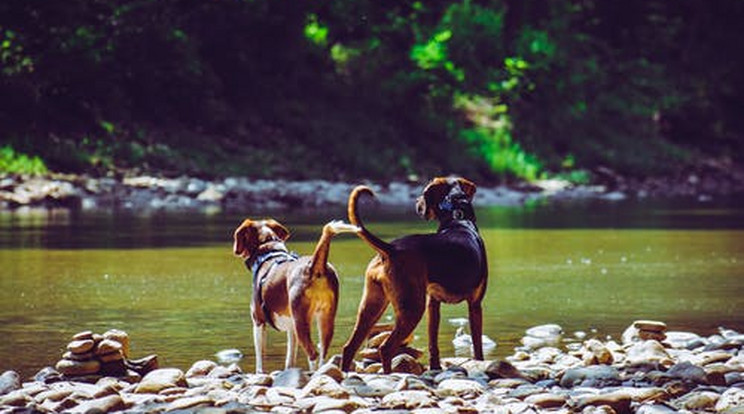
[293,308,320,371]
[253,323,267,374]
[317,303,337,368]
[341,276,389,372]
[380,295,425,374]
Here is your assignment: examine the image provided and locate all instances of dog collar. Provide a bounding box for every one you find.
[438,199,468,221]
[246,250,299,276]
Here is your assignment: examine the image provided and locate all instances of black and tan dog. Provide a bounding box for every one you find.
[233,218,358,373]
[341,177,488,373]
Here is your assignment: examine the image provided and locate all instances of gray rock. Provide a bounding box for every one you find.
[391,353,424,375]
[185,360,218,378]
[524,392,568,409]
[673,390,720,411]
[273,368,309,388]
[342,375,393,398]
[300,374,349,399]
[634,403,678,414]
[560,365,621,388]
[725,371,744,386]
[71,394,127,413]
[485,360,525,380]
[575,391,632,414]
[436,378,485,399]
[716,388,744,412]
[381,390,436,409]
[34,367,62,383]
[312,361,344,383]
[434,366,468,383]
[666,361,707,384]
[0,371,20,396]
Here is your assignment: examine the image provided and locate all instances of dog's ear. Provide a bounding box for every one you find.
[417,178,450,220]
[457,177,477,201]
[265,219,291,241]
[233,221,258,258]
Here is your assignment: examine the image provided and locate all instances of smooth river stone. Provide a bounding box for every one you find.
[99,351,124,363]
[135,368,187,393]
[633,320,667,333]
[56,358,100,376]
[67,339,95,354]
[95,339,122,356]
[639,330,667,341]
[62,351,94,361]
[103,329,130,358]
[72,331,93,341]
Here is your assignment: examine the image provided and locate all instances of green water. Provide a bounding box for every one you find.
[1,198,743,378]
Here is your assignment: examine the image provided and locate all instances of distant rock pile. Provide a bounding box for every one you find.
[53,330,158,382]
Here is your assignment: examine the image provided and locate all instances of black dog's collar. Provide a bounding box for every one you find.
[438,198,472,221]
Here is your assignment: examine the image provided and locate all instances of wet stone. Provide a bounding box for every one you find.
[0,371,20,396]
[560,365,621,388]
[67,339,95,354]
[273,368,309,388]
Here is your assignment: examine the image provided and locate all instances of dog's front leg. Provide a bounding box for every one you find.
[427,297,442,370]
[468,300,484,360]
[253,323,267,374]
[285,328,297,369]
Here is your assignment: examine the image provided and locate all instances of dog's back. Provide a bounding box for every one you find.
[391,222,486,297]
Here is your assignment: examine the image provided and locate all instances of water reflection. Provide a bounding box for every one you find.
[1,196,743,377]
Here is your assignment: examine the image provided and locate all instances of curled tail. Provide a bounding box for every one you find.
[310,220,360,277]
[348,186,394,257]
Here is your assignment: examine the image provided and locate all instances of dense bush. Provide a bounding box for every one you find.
[1,0,742,181]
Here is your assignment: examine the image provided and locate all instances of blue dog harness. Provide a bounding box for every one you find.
[245,249,299,330]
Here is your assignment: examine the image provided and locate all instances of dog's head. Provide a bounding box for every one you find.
[233,218,291,259]
[416,177,477,221]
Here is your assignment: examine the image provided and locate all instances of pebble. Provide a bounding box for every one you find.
[135,368,187,393]
[4,320,744,413]
[67,339,95,354]
[0,371,20,396]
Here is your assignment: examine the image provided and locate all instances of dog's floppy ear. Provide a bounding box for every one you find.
[416,178,449,220]
[457,177,477,201]
[233,220,258,258]
[264,219,291,241]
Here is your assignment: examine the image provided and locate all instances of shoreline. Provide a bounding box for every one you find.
[1,320,743,413]
[1,170,743,213]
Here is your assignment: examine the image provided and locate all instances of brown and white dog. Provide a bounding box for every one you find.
[341,177,488,373]
[233,218,358,373]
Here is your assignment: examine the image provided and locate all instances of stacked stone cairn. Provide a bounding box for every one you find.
[54,330,158,381]
[355,323,426,375]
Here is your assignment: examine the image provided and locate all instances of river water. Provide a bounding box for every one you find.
[1,197,743,377]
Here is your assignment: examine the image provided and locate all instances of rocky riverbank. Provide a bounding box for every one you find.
[2,167,744,213]
[2,320,743,413]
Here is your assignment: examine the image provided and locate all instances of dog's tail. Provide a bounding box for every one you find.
[348,185,395,257]
[310,220,360,277]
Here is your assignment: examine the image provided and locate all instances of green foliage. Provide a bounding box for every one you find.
[0,0,742,181]
[0,146,48,175]
[304,14,328,47]
[1,29,33,75]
